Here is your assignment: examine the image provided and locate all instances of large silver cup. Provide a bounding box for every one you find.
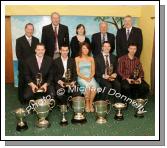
[14,108,29,131]
[94,100,111,124]
[134,98,148,118]
[70,96,87,124]
[112,103,127,120]
[29,96,55,128]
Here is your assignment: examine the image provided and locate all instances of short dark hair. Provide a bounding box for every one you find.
[79,42,91,57]
[102,41,111,47]
[25,23,34,29]
[128,42,137,48]
[76,24,86,35]
[60,44,69,50]
[36,43,45,48]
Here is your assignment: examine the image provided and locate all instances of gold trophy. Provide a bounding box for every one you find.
[35,73,44,92]
[130,64,141,84]
[14,108,29,131]
[105,64,114,80]
[112,103,127,121]
[64,68,71,87]
[70,96,87,124]
[29,96,55,128]
[94,100,111,124]
[134,98,148,118]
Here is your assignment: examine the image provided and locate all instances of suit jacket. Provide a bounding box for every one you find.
[53,57,77,84]
[70,36,90,58]
[24,55,53,85]
[16,35,39,71]
[91,32,115,57]
[41,24,69,57]
[116,27,143,58]
[95,53,117,82]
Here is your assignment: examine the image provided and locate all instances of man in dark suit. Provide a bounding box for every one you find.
[116,15,143,58]
[53,45,80,106]
[24,43,55,101]
[91,21,115,57]
[16,23,39,104]
[95,41,121,103]
[41,12,69,59]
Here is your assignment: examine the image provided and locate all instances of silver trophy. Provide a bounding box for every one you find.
[59,104,68,126]
[94,100,111,124]
[64,68,71,87]
[112,103,127,120]
[134,98,148,118]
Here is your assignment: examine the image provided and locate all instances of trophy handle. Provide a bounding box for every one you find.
[49,99,55,110]
[29,100,36,111]
[67,96,72,102]
[106,100,111,114]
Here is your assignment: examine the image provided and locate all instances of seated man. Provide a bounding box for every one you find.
[95,41,121,103]
[24,43,55,101]
[117,43,149,99]
[53,45,81,106]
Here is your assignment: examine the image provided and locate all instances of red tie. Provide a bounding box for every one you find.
[54,26,58,51]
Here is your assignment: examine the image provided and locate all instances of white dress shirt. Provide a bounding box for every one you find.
[36,55,43,70]
[61,56,68,78]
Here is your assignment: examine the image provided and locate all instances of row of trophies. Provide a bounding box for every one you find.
[14,63,146,131]
[14,96,148,131]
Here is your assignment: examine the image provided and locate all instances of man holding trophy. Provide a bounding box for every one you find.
[118,43,149,100]
[23,43,55,101]
[95,41,121,103]
[53,45,81,125]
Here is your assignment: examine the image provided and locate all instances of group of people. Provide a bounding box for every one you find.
[16,12,149,112]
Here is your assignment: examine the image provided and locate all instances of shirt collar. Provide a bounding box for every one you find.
[126,26,132,32]
[102,52,109,57]
[25,35,32,40]
[61,56,68,62]
[52,24,59,31]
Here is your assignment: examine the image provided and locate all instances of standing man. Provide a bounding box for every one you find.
[116,15,143,58]
[16,23,39,104]
[91,21,115,57]
[41,12,69,59]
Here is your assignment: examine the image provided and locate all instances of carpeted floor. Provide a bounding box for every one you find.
[5,84,155,136]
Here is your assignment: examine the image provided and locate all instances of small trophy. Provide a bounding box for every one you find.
[64,68,71,87]
[134,99,148,118]
[130,64,141,84]
[105,64,114,80]
[112,103,127,121]
[59,104,68,126]
[14,108,28,131]
[35,73,44,92]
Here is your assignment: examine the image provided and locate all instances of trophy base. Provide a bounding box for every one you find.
[96,117,107,124]
[36,120,51,128]
[134,114,144,118]
[114,115,124,121]
[71,118,87,124]
[60,120,68,126]
[35,89,44,93]
[16,122,28,131]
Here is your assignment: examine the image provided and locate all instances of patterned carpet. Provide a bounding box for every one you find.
[5,84,155,136]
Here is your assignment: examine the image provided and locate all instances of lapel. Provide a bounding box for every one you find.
[23,35,31,48]
[40,56,46,72]
[33,55,40,72]
[100,53,105,71]
[59,57,65,74]
[98,32,102,46]
[128,27,134,41]
[123,28,127,41]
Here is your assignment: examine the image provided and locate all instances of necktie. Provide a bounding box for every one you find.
[105,55,110,75]
[126,29,130,40]
[102,34,105,44]
[54,26,58,51]
[28,38,31,46]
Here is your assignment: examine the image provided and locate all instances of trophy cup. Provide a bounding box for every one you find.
[35,73,44,92]
[64,68,71,87]
[70,96,87,124]
[134,98,148,118]
[94,100,111,124]
[112,103,127,121]
[29,96,55,128]
[59,104,68,126]
[14,108,28,131]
